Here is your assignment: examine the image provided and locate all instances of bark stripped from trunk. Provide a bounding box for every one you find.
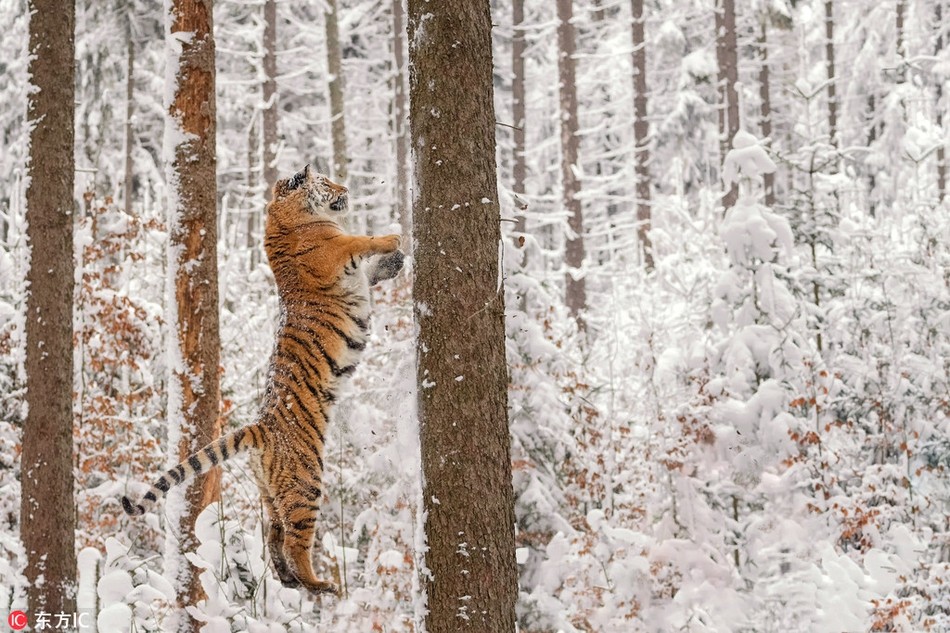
[164,1,221,630]
[22,0,78,616]
[408,0,519,630]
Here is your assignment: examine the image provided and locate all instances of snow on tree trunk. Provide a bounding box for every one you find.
[556,0,586,327]
[325,0,348,183]
[21,0,78,616]
[408,0,518,630]
[261,0,278,190]
[162,1,221,631]
[716,0,740,210]
[631,0,653,269]
[392,0,411,242]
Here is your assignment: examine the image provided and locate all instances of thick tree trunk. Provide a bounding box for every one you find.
[716,0,739,209]
[325,0,348,182]
[408,1,518,631]
[557,0,586,325]
[631,0,653,269]
[22,0,77,616]
[163,1,220,631]
[825,0,838,147]
[512,0,527,242]
[392,0,410,240]
[262,0,278,189]
[758,18,776,207]
[124,15,135,216]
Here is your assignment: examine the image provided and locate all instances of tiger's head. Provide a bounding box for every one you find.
[271,164,349,217]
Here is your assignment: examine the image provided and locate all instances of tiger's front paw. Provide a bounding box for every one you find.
[369,250,405,285]
[378,234,401,253]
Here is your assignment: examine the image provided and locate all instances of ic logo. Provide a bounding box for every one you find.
[7,611,27,631]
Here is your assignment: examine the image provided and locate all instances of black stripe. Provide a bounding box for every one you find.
[169,468,182,484]
[144,491,157,502]
[156,477,170,492]
[175,465,186,482]
[188,455,202,473]
[204,446,219,465]
[291,518,316,531]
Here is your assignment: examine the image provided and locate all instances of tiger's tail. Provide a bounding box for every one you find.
[121,426,260,516]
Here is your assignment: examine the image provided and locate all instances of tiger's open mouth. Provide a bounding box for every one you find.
[329,195,348,212]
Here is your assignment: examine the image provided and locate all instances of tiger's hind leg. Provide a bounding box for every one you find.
[262,493,299,588]
[278,485,338,596]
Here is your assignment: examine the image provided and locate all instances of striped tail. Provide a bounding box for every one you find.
[121,426,257,516]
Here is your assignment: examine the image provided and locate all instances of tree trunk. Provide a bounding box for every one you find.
[937,1,947,202]
[631,0,653,269]
[163,1,220,631]
[408,1,518,631]
[557,0,586,325]
[825,0,838,148]
[22,0,77,616]
[758,18,776,207]
[512,0,527,243]
[262,0,278,189]
[325,0,348,182]
[716,0,739,209]
[123,14,135,216]
[392,0,410,241]
[247,117,259,264]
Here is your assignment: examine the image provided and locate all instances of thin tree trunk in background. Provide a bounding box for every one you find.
[824,0,838,148]
[937,1,947,202]
[512,0,527,243]
[557,0,587,326]
[22,0,77,616]
[896,0,906,61]
[123,15,135,216]
[164,1,220,631]
[716,0,740,210]
[408,0,518,630]
[325,0,348,182]
[631,0,654,269]
[247,117,259,262]
[392,0,410,240]
[262,0,278,189]
[758,18,776,207]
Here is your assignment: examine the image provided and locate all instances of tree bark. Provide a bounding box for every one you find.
[631,0,654,269]
[758,17,775,207]
[716,0,739,209]
[163,1,220,631]
[408,1,518,631]
[262,0,278,189]
[512,0,527,243]
[392,0,410,240]
[937,1,947,202]
[325,0,348,182]
[557,0,586,325]
[123,14,135,216]
[22,0,77,616]
[825,0,838,148]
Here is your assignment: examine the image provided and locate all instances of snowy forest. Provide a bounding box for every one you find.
[1,0,949,631]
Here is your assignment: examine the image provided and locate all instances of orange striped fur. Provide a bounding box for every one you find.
[122,166,404,595]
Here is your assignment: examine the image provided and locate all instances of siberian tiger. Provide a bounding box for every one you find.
[121,165,404,595]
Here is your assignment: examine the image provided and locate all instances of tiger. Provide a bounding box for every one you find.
[121,165,405,595]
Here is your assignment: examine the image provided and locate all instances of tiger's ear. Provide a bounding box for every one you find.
[287,164,311,191]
